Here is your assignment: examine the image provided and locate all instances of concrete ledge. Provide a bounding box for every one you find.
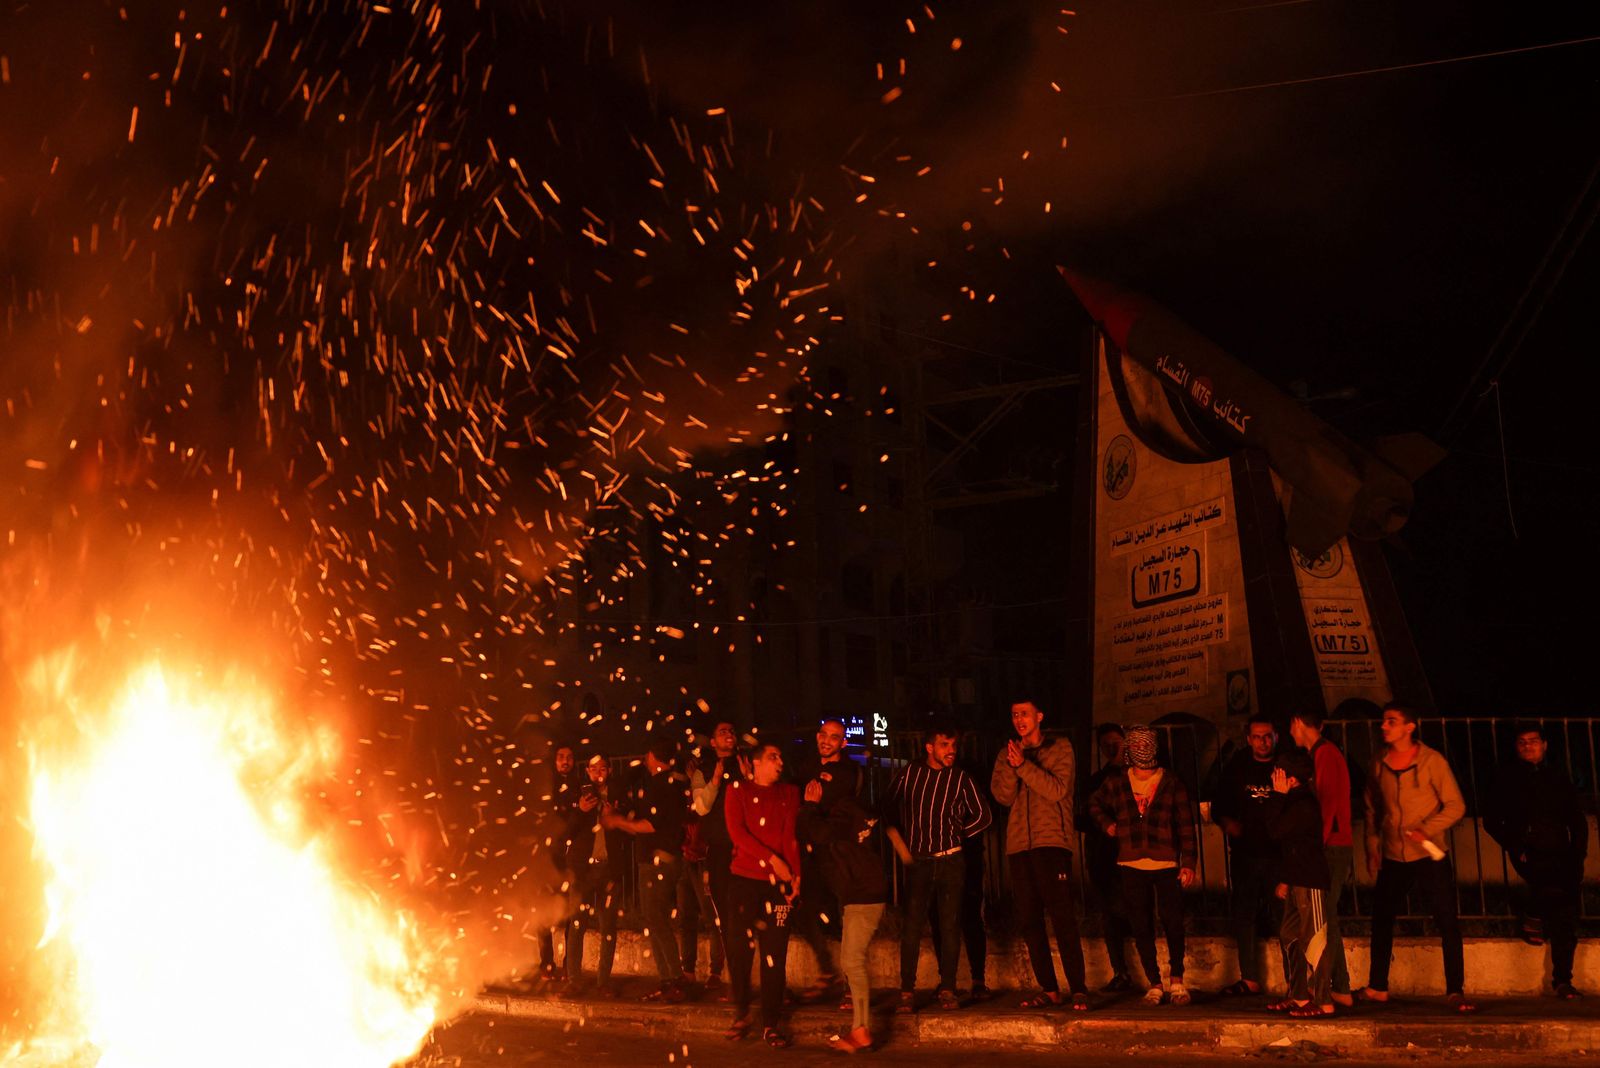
[554,929,1599,996]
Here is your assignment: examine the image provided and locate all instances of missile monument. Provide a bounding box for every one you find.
[1062,270,1441,731]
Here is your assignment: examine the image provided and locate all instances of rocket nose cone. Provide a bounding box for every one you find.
[1057,267,1112,316]
[1058,268,1138,347]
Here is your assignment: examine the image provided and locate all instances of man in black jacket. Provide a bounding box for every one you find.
[1213,714,1281,996]
[605,735,691,1001]
[526,741,582,985]
[1484,723,1590,999]
[791,718,860,1000]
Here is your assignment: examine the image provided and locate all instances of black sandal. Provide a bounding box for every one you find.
[724,1017,751,1041]
[764,1027,792,1049]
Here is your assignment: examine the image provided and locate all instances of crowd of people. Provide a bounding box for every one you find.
[521,702,1591,1052]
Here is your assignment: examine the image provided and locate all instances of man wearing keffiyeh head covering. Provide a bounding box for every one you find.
[1124,725,1160,770]
[1087,722,1198,1007]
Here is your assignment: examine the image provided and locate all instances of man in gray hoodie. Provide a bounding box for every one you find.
[991,699,1089,1010]
[1360,703,1473,1011]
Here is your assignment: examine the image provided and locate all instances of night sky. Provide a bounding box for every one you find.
[594,1,1600,714]
[609,0,1600,715]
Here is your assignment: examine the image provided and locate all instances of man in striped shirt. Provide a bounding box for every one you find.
[885,722,992,1012]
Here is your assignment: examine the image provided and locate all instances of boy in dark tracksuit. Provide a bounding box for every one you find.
[1263,749,1333,1017]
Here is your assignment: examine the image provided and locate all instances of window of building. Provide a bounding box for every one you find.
[845,633,877,691]
[841,562,874,612]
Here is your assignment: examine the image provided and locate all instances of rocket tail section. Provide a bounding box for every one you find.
[1370,433,1447,483]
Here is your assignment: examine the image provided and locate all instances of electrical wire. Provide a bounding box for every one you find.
[1490,381,1519,539]
[1082,34,1600,107]
[558,593,1073,630]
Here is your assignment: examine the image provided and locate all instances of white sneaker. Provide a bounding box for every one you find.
[1168,982,1191,1006]
[1143,985,1165,1005]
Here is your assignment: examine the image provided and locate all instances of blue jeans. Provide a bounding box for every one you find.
[899,853,964,991]
[566,864,621,985]
[842,903,885,1031]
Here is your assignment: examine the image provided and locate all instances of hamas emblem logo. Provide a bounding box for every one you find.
[1103,435,1136,500]
[1292,543,1344,580]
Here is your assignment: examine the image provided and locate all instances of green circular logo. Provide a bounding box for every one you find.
[1103,435,1136,500]
[1292,544,1344,580]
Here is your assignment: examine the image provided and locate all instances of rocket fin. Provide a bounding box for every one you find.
[1282,487,1346,558]
[1370,433,1446,482]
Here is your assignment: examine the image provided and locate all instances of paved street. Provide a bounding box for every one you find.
[412,1013,1568,1067]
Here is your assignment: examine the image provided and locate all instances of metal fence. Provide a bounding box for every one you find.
[595,716,1598,930]
[848,717,1600,926]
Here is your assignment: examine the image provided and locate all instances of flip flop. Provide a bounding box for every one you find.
[1019,992,1064,1009]
[828,1030,871,1055]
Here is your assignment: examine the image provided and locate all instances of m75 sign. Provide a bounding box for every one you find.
[1131,541,1202,608]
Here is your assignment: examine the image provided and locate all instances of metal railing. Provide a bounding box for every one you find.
[594,716,1598,930]
[846,718,1599,926]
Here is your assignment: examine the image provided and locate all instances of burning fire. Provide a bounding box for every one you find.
[12,659,444,1068]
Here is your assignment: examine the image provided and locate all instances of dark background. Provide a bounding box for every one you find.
[591,0,1600,715]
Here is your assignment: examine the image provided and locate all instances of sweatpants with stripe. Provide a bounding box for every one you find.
[1279,886,1331,1005]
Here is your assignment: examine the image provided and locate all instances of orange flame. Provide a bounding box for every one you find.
[13,659,444,1068]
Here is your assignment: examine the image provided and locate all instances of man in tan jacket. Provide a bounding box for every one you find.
[991,700,1089,1010]
[1359,703,1474,1011]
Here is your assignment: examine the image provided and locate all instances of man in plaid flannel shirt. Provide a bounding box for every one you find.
[1087,724,1197,1006]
